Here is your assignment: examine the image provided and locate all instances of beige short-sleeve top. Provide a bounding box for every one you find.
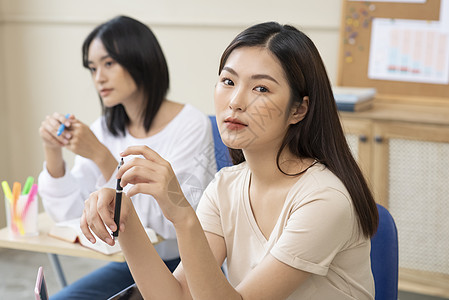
[196,162,374,300]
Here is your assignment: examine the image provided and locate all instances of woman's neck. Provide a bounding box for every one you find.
[122,94,146,138]
[126,100,184,139]
[122,92,146,127]
[243,147,285,186]
[244,147,314,186]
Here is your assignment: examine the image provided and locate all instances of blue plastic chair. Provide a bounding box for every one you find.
[370,204,399,300]
[209,116,399,299]
[209,116,232,171]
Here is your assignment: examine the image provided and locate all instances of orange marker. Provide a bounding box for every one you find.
[12,182,21,214]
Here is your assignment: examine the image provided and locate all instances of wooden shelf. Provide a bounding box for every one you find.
[399,268,449,298]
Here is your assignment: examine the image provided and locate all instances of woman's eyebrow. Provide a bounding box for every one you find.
[222,66,279,85]
[251,74,279,85]
[222,66,238,76]
[87,54,111,65]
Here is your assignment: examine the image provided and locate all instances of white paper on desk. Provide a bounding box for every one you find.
[50,218,158,255]
[368,0,449,84]
[50,218,121,254]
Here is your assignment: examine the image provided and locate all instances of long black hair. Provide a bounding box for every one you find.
[82,15,169,136]
[219,22,378,238]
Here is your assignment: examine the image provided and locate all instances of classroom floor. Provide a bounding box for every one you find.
[0,248,447,299]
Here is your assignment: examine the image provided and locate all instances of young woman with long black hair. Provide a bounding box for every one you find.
[81,21,378,299]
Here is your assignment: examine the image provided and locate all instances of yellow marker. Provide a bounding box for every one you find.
[2,181,12,203]
[14,216,25,235]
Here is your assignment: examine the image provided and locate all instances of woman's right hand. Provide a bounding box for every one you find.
[39,112,117,181]
[118,145,193,226]
[39,112,72,149]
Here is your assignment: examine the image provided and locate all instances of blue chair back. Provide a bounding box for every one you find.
[209,116,233,171]
[370,204,399,300]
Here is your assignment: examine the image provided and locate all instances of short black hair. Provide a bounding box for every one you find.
[82,15,169,136]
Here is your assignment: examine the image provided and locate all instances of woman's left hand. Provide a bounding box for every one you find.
[81,188,132,246]
[118,145,192,225]
[64,117,104,160]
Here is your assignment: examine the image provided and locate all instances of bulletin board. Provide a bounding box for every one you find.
[337,0,449,99]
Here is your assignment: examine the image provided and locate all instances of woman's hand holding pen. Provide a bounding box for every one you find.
[40,112,76,178]
[81,188,131,246]
[39,112,74,149]
[40,112,104,160]
[81,145,193,245]
[63,118,106,160]
[39,112,117,180]
[117,145,193,225]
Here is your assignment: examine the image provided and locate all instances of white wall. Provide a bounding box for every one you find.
[0,2,9,225]
[0,0,342,226]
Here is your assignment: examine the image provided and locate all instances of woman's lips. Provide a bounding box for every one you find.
[100,89,112,97]
[224,117,248,130]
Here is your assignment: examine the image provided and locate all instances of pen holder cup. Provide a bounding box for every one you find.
[4,194,38,237]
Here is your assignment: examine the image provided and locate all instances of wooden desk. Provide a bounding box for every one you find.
[0,212,162,288]
[0,213,126,262]
[0,213,130,288]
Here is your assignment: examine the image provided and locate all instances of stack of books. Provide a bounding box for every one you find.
[332,86,376,112]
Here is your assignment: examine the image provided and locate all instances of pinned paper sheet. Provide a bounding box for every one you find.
[368,0,449,84]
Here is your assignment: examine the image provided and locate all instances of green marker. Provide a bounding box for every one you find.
[22,176,34,195]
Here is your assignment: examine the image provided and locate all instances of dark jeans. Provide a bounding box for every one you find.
[50,257,180,300]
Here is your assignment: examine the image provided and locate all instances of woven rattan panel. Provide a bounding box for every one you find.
[389,138,449,274]
[346,134,359,161]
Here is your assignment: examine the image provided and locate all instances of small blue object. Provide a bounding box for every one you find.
[208,116,232,171]
[56,113,71,136]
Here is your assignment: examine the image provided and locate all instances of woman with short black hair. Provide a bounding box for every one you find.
[38,16,216,299]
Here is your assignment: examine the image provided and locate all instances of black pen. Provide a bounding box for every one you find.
[112,158,124,238]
